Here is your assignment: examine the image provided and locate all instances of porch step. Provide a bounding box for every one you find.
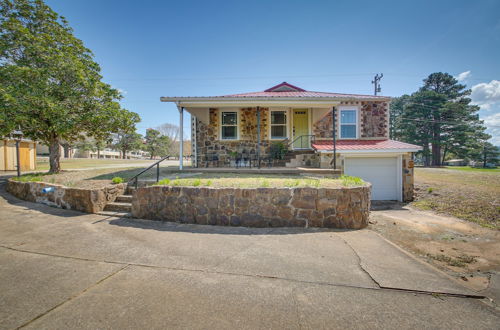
[97,210,133,218]
[104,201,132,213]
[115,194,132,203]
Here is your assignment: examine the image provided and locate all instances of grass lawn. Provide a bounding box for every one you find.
[35,158,158,171]
[443,166,500,173]
[413,168,500,229]
[153,173,364,188]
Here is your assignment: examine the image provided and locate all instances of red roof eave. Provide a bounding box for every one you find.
[312,140,422,152]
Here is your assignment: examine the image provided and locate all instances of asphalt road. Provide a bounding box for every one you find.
[0,182,498,329]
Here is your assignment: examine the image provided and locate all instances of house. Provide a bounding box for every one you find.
[1,138,37,171]
[161,82,421,201]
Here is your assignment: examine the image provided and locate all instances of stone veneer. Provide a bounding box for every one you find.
[194,108,271,167]
[7,180,126,213]
[132,185,371,229]
[313,101,389,139]
[402,153,415,202]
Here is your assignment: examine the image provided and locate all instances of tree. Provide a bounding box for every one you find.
[0,0,140,172]
[145,128,170,159]
[113,132,143,159]
[156,123,179,153]
[390,72,488,166]
[470,141,499,168]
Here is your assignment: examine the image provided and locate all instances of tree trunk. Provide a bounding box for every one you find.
[431,144,441,166]
[122,149,127,159]
[97,148,101,159]
[48,138,61,173]
[441,146,448,165]
[423,144,431,167]
[483,151,487,168]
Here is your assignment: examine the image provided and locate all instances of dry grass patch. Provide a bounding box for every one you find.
[413,168,500,229]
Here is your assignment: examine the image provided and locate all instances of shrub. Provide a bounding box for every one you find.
[111,177,123,184]
[340,175,364,187]
[427,187,434,193]
[155,178,170,185]
[192,179,201,186]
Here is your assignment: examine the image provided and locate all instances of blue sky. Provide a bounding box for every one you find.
[46,0,500,144]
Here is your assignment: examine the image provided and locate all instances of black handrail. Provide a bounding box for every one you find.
[128,155,170,189]
[287,134,315,149]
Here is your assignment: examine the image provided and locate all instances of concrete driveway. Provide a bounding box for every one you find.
[0,182,498,329]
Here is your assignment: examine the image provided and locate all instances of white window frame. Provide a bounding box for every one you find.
[219,109,239,141]
[339,107,359,139]
[268,109,289,140]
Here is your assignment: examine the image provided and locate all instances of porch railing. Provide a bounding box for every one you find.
[287,134,316,149]
[128,154,170,189]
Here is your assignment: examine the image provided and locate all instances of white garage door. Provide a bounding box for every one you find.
[344,157,400,201]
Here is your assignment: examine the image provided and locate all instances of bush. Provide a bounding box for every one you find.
[340,175,364,187]
[111,177,123,184]
[270,142,288,160]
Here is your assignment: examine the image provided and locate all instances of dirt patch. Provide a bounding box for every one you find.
[370,205,500,292]
[412,168,500,229]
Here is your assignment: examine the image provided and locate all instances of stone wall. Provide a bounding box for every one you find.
[7,180,126,213]
[132,185,371,229]
[194,108,273,167]
[402,153,415,202]
[312,101,389,140]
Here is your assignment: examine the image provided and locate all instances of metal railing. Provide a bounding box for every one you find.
[287,135,316,149]
[128,155,170,189]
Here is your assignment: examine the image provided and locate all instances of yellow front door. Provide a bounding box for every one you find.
[293,109,309,149]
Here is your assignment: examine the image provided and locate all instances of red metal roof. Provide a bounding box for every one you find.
[161,82,389,100]
[312,139,422,151]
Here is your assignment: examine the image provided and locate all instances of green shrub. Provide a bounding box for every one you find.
[427,187,434,193]
[154,178,171,186]
[205,180,212,186]
[340,175,364,187]
[111,177,123,184]
[192,179,201,186]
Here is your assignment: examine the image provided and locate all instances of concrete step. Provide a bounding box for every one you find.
[104,202,131,213]
[115,195,132,203]
[97,211,133,218]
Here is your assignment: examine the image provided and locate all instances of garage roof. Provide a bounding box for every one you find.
[312,139,422,153]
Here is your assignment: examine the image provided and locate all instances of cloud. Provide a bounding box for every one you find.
[456,70,471,82]
[471,80,500,111]
[483,112,500,146]
[117,88,128,95]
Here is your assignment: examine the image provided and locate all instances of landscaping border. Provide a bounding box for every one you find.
[132,185,371,229]
[6,179,126,213]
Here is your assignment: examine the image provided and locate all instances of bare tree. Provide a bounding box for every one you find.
[156,123,180,156]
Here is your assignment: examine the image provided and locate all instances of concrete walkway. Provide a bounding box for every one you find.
[0,183,498,329]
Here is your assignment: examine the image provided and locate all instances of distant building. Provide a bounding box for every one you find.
[444,159,468,166]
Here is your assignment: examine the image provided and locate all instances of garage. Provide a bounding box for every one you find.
[344,156,401,201]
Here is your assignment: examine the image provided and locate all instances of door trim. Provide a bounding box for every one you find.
[291,108,310,150]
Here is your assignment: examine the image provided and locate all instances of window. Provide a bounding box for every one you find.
[340,110,357,139]
[270,111,287,139]
[221,111,238,140]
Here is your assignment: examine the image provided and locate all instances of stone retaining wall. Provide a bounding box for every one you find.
[132,185,371,229]
[7,179,126,213]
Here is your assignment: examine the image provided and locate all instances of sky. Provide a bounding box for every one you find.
[45,0,500,144]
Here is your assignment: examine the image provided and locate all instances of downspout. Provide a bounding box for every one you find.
[257,106,261,169]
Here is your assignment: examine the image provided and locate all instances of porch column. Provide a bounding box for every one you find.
[332,106,337,169]
[256,106,261,169]
[178,106,184,170]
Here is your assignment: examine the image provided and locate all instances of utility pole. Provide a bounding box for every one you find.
[372,73,383,96]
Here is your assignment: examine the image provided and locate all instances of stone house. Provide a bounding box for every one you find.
[161,82,421,202]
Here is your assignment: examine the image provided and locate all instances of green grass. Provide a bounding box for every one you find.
[11,173,49,182]
[152,173,365,189]
[443,166,500,173]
